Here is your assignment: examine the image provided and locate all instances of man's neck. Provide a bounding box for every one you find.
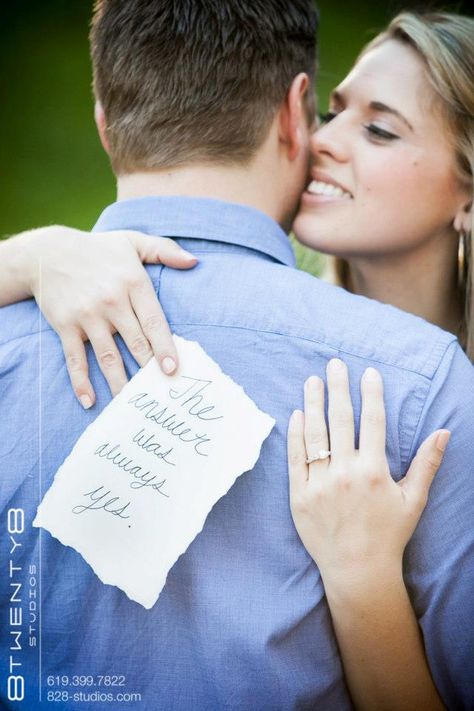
[116,158,292,231]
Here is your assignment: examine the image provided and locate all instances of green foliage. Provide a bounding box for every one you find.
[291,236,326,277]
[1,0,471,243]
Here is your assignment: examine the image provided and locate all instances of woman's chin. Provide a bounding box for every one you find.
[292,217,352,258]
[292,212,328,251]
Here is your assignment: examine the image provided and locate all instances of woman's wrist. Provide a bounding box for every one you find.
[6,225,74,299]
[319,557,404,608]
[0,228,42,304]
[20,226,62,297]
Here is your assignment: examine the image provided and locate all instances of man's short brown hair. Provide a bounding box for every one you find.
[90,0,318,174]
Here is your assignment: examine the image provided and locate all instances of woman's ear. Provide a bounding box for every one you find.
[94,101,110,154]
[454,197,473,235]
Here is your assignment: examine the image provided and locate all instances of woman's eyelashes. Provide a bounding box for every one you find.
[363,123,400,141]
[319,111,337,124]
[318,111,400,142]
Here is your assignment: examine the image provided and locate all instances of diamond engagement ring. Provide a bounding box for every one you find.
[306,450,331,464]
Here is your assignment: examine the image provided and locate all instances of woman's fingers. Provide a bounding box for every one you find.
[399,430,450,508]
[288,410,308,491]
[129,276,178,375]
[326,358,355,461]
[304,376,329,473]
[22,226,192,405]
[86,326,129,397]
[60,329,96,409]
[359,367,386,459]
[111,305,154,369]
[124,232,198,269]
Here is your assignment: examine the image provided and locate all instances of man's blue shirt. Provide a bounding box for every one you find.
[1,197,473,710]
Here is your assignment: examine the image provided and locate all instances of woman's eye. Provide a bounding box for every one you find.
[319,111,338,125]
[364,123,400,141]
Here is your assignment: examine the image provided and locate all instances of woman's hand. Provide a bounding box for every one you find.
[3,225,197,407]
[287,359,449,710]
[287,358,450,585]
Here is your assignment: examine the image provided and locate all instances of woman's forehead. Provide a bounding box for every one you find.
[339,40,425,96]
[334,40,444,128]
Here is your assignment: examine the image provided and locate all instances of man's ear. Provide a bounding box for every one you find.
[278,73,312,161]
[94,101,110,154]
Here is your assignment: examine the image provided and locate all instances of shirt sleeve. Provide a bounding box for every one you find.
[403,341,474,710]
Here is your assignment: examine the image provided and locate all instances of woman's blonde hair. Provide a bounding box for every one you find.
[333,12,474,359]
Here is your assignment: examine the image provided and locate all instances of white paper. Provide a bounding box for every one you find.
[33,335,275,609]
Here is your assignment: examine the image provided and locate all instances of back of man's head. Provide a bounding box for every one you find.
[90,0,319,175]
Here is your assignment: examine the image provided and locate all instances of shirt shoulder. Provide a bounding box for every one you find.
[158,253,459,380]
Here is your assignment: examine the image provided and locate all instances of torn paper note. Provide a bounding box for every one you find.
[33,335,275,609]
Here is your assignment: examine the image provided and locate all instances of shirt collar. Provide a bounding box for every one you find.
[93,196,296,267]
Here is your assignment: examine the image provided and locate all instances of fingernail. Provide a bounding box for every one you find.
[80,394,93,410]
[364,367,380,382]
[161,356,177,375]
[305,375,321,389]
[435,430,450,453]
[179,249,197,261]
[328,358,344,372]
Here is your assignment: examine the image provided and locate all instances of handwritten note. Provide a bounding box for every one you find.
[33,336,275,609]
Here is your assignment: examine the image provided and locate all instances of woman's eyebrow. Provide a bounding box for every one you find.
[330,90,414,132]
[369,101,414,131]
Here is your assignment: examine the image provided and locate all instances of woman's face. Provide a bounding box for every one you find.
[293,39,469,259]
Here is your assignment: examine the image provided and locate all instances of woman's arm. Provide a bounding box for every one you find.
[0,226,197,406]
[0,228,36,304]
[287,360,448,711]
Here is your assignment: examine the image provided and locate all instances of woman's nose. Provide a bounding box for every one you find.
[310,117,349,163]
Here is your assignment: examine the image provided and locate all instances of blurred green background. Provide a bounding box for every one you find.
[1,0,471,272]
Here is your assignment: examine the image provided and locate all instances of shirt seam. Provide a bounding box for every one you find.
[405,340,458,464]
[0,316,454,381]
[165,321,453,380]
[158,251,287,271]
[161,244,292,265]
[155,263,164,298]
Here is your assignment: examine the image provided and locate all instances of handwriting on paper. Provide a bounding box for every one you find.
[33,336,275,608]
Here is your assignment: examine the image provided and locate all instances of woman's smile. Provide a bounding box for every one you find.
[294,39,469,261]
[302,170,353,205]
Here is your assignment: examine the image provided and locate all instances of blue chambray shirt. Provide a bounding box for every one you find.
[1,197,474,711]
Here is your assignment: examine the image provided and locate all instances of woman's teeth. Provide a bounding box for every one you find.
[307,180,351,199]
